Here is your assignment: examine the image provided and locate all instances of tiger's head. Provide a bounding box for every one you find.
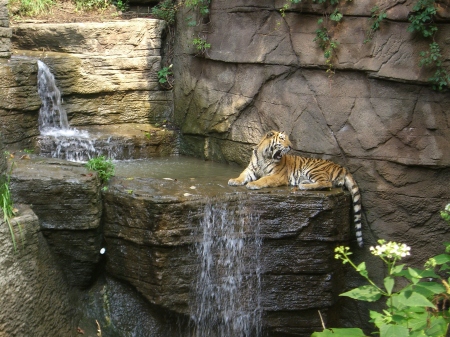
[256,130,292,162]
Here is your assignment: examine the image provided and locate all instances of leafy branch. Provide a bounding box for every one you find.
[312,205,450,337]
[364,5,387,44]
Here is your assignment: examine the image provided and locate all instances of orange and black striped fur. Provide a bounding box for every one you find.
[228,131,363,247]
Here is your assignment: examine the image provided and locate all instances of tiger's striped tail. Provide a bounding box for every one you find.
[344,174,363,247]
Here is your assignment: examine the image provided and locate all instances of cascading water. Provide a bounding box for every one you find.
[37,60,97,162]
[192,201,262,337]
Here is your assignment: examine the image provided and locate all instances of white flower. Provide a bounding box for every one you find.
[370,240,410,260]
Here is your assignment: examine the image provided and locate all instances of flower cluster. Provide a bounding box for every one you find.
[334,246,353,264]
[369,239,411,260]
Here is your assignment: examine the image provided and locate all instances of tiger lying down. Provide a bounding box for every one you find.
[228,130,363,247]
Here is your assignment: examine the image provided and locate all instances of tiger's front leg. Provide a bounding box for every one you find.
[246,175,288,190]
[228,168,255,186]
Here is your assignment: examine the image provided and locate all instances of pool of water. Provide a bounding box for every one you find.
[114,156,242,183]
[111,156,248,199]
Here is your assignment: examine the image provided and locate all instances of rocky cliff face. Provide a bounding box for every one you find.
[3,19,173,149]
[172,1,450,328]
[0,0,11,58]
[102,175,352,336]
[0,205,79,336]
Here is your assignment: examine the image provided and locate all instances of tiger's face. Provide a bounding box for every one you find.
[257,130,292,162]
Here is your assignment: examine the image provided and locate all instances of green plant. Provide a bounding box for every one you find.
[151,0,176,25]
[311,205,450,337]
[8,0,55,16]
[157,64,173,88]
[192,36,211,55]
[185,0,209,16]
[364,6,387,43]
[0,164,22,252]
[419,42,450,91]
[314,18,339,76]
[184,0,210,26]
[114,0,128,11]
[74,0,111,11]
[406,0,449,91]
[407,0,438,38]
[280,0,301,17]
[86,156,115,184]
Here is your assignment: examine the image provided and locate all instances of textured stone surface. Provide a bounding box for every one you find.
[0,0,11,58]
[102,176,351,335]
[38,124,178,160]
[0,57,41,147]
[6,19,173,148]
[11,20,173,126]
[172,1,450,331]
[10,157,103,288]
[0,205,79,336]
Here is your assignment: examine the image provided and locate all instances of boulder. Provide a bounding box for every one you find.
[103,174,352,335]
[0,205,79,336]
[9,157,103,288]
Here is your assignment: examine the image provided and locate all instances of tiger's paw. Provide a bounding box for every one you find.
[228,178,244,186]
[245,182,262,190]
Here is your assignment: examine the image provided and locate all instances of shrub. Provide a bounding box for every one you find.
[312,204,450,337]
[86,156,115,183]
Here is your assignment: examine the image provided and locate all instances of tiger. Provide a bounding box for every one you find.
[228,130,363,247]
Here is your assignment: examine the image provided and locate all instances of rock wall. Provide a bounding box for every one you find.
[102,175,352,336]
[10,158,103,288]
[172,0,450,330]
[0,0,11,58]
[0,205,79,336]
[3,19,173,148]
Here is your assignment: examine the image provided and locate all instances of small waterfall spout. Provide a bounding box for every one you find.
[37,60,97,162]
[37,60,70,132]
[192,201,262,337]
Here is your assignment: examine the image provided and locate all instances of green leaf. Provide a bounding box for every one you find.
[311,328,367,337]
[397,291,435,308]
[340,285,382,302]
[356,262,369,278]
[412,282,446,298]
[384,277,395,295]
[431,253,450,265]
[391,263,405,275]
[405,310,430,332]
[369,310,389,328]
[424,316,449,336]
[379,324,409,337]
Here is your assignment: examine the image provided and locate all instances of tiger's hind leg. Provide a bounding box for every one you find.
[298,181,332,190]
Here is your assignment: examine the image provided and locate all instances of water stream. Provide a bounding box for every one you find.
[37,60,264,336]
[192,201,262,337]
[37,60,97,161]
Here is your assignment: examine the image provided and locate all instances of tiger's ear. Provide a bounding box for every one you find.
[266,131,275,138]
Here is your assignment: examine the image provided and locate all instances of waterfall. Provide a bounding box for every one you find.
[192,201,262,337]
[37,60,70,132]
[37,60,96,162]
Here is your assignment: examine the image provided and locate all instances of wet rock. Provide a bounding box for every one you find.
[38,124,178,160]
[11,19,173,127]
[9,157,103,288]
[103,176,351,334]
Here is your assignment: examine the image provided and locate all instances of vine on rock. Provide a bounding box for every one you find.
[407,0,449,91]
[280,0,449,91]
